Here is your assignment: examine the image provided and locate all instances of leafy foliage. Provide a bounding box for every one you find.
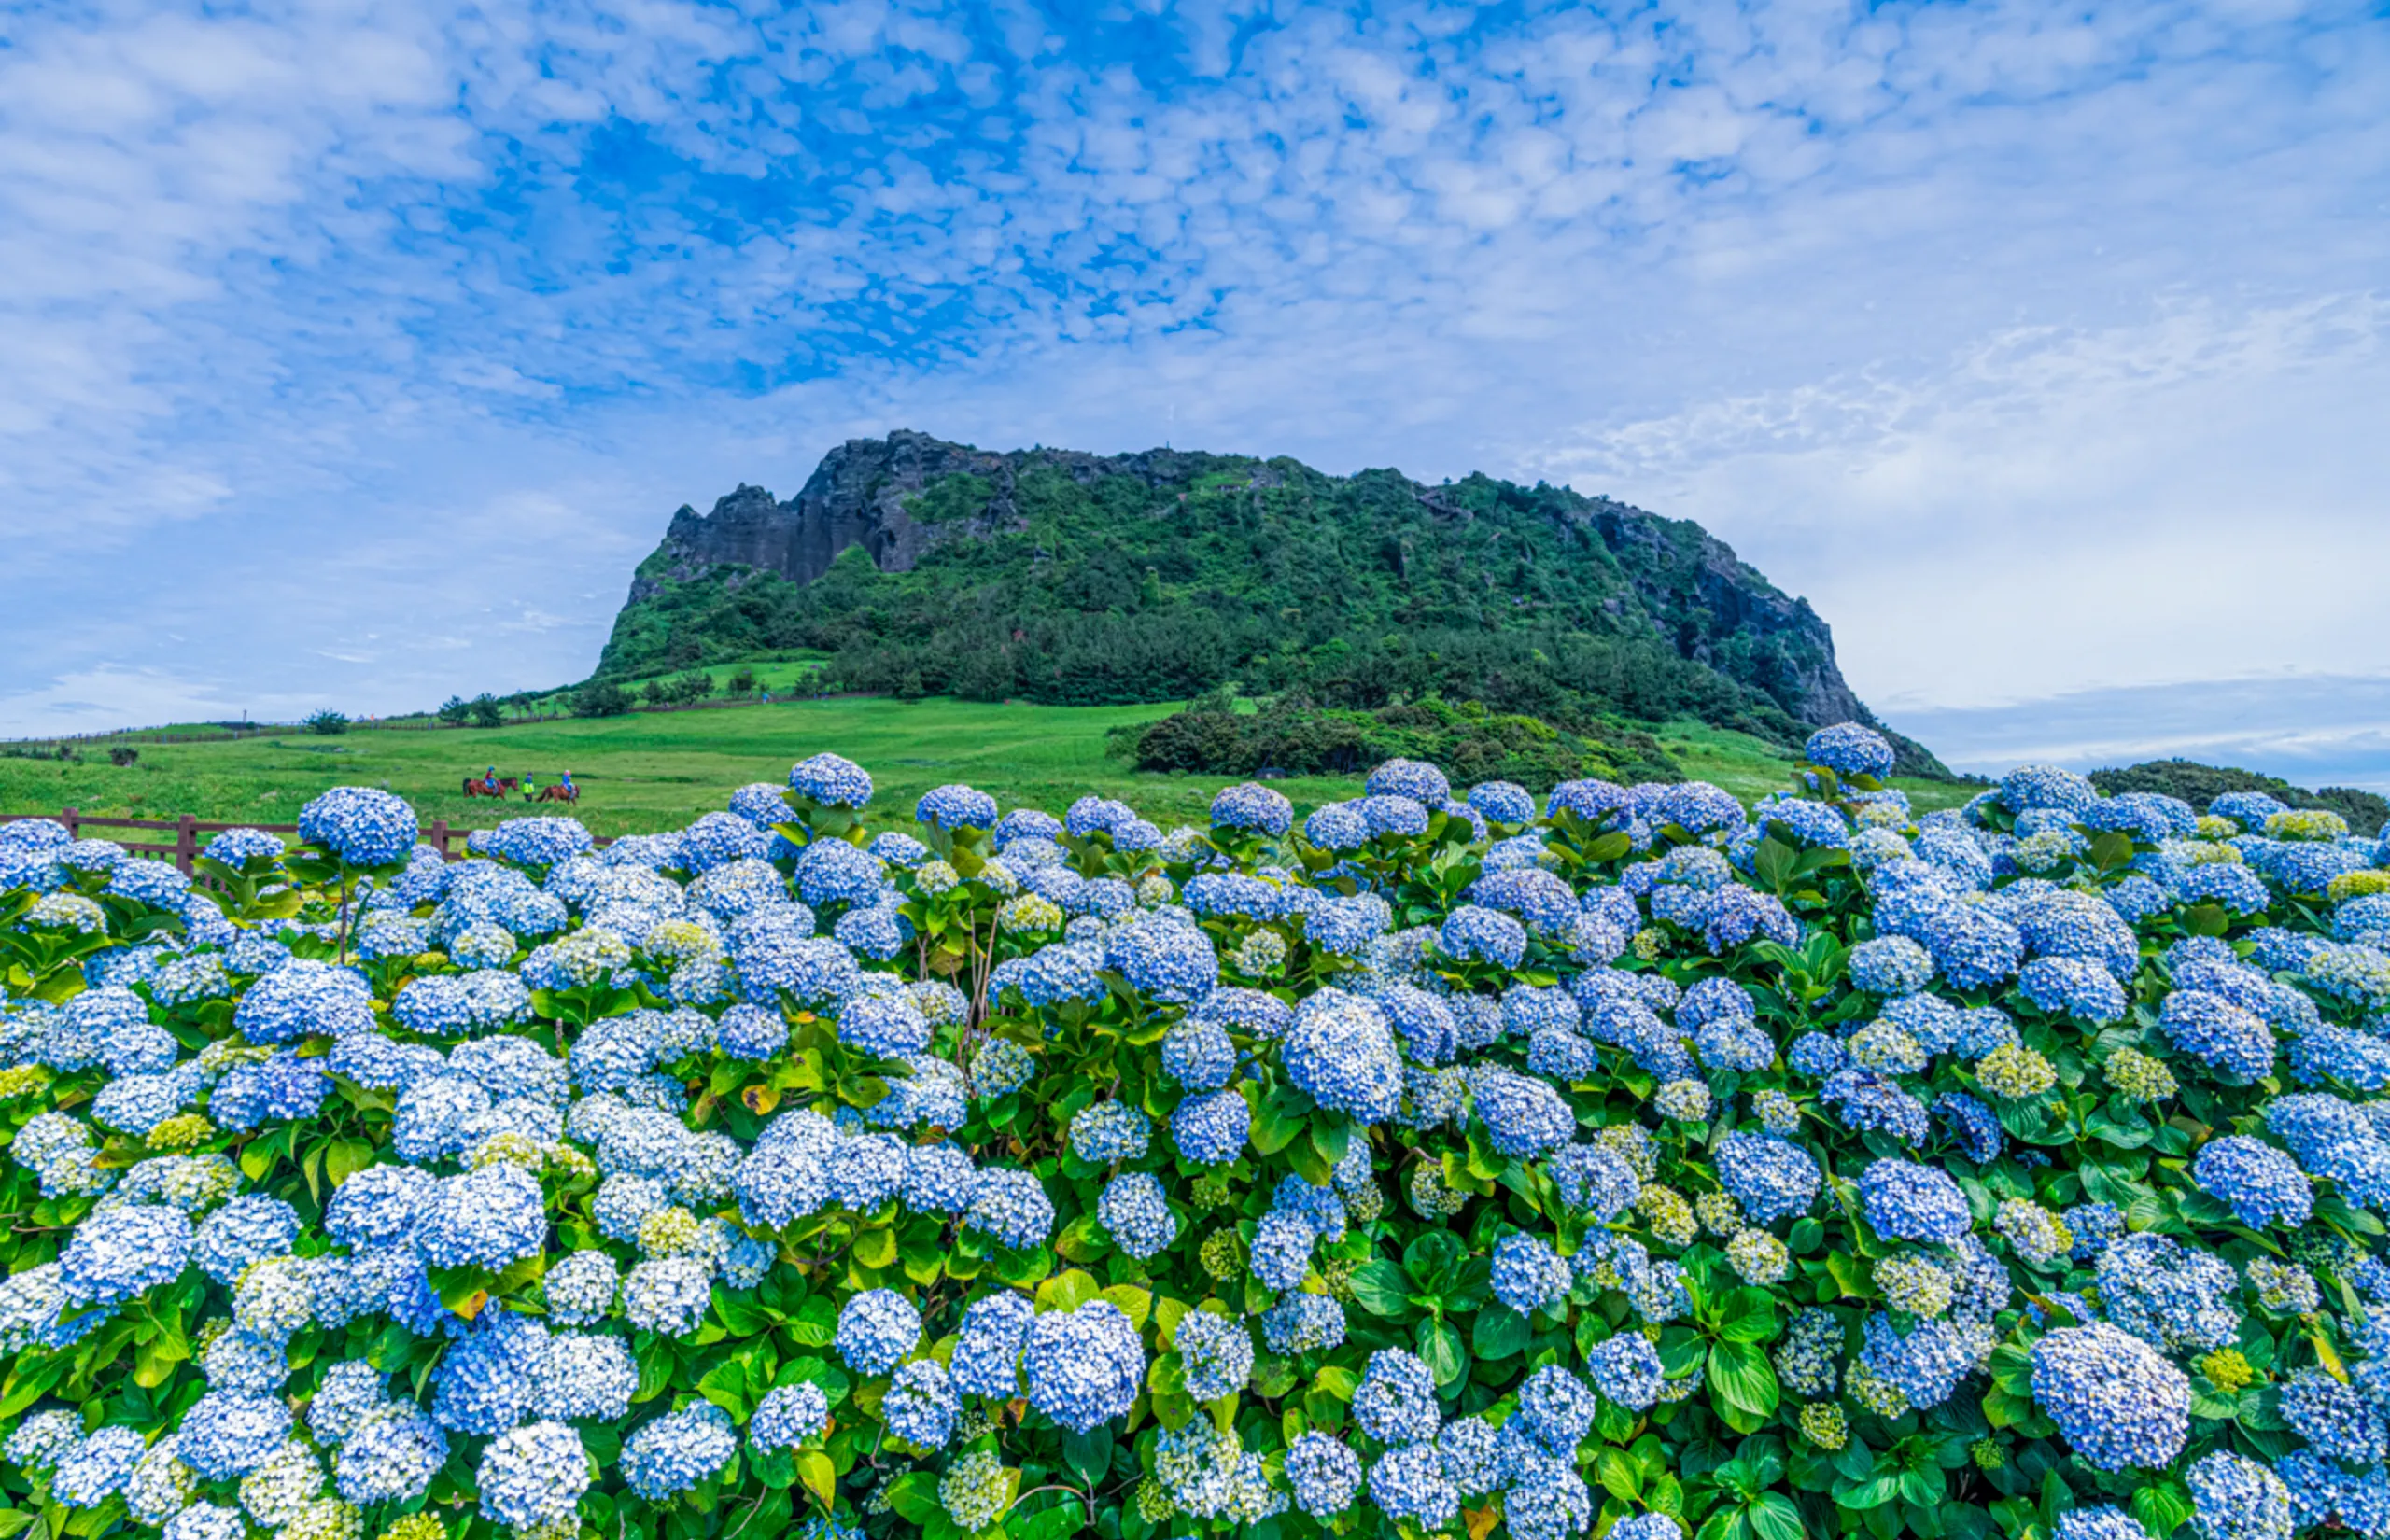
[6,727,2380,1540]
[2088,759,2387,835]
[1118,693,1685,790]
[597,448,1950,777]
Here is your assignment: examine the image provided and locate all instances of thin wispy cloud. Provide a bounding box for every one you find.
[1,0,2384,785]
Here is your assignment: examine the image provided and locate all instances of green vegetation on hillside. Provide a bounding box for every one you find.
[1118,692,1686,790]
[2088,757,2388,832]
[0,692,1974,837]
[602,453,1949,775]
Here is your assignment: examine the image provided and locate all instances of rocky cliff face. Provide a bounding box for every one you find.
[608,430,1919,759]
[629,432,1013,601]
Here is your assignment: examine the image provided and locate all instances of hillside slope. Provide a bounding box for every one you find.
[598,430,1947,775]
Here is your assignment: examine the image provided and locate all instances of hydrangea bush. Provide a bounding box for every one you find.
[4,737,2390,1540]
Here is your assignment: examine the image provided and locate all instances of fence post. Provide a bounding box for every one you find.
[429,819,450,861]
[176,815,198,876]
[61,805,78,839]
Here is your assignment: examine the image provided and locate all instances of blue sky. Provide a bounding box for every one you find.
[4,0,2388,787]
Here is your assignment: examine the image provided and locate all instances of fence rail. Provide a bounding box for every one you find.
[0,808,609,875]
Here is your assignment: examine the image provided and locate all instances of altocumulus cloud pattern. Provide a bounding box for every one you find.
[0,0,2386,765]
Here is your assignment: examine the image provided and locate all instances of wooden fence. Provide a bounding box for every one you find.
[0,808,610,876]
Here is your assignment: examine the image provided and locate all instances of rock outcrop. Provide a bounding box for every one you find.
[602,430,1936,770]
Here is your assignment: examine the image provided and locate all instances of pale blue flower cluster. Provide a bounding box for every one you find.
[12,732,2390,1540]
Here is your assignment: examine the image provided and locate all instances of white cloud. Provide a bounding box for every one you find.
[0,0,2384,766]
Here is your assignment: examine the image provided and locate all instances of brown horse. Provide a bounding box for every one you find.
[536,780,579,804]
[463,777,517,797]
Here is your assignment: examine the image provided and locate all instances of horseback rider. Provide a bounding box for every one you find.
[561,771,575,797]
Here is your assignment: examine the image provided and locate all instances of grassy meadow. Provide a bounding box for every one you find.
[0,690,1975,839]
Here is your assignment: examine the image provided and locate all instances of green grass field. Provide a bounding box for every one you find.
[0,691,1974,838]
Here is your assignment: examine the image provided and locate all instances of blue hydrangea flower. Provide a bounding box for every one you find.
[193,1196,299,1285]
[1365,759,1450,805]
[2189,1136,2313,1228]
[1714,1134,1821,1224]
[1472,1071,1575,1158]
[299,787,418,867]
[1285,1431,1361,1516]
[1549,1143,1640,1219]
[530,1334,636,1422]
[900,1141,981,1215]
[1370,1443,1459,1526]
[1998,764,2099,816]
[1160,1019,1239,1089]
[833,903,908,960]
[1858,1160,1970,1244]
[2159,989,2276,1082]
[1508,1475,1596,1540]
[748,1382,831,1451]
[527,1250,613,1326]
[415,1166,547,1270]
[60,1204,192,1306]
[1517,1363,1599,1449]
[1211,782,1293,835]
[2029,1323,2191,1472]
[1259,1291,1347,1355]
[1546,779,1633,826]
[1022,1301,1144,1434]
[174,1392,292,1480]
[1491,1232,1572,1315]
[233,960,375,1044]
[619,1255,710,1337]
[793,838,887,908]
[2097,1234,2240,1352]
[1249,1210,1314,1292]
[1352,1349,1440,1445]
[1104,914,1219,1002]
[1467,780,1536,824]
[1849,936,1934,995]
[1069,1101,1151,1162]
[963,1169,1053,1250]
[834,1289,921,1376]
[2056,1508,2155,1540]
[476,1420,591,1530]
[1358,794,1430,838]
[1283,990,1403,1124]
[1756,799,1849,850]
[1583,1334,1665,1410]
[1440,904,1526,968]
[836,991,930,1058]
[1174,1309,1255,1401]
[2280,1367,2390,1463]
[49,1426,146,1509]
[622,1402,736,1500]
[1858,1311,1992,1409]
[484,817,593,871]
[950,1293,1034,1397]
[1934,1092,2003,1165]
[884,1358,959,1449]
[337,1402,449,1504]
[1806,723,1896,777]
[915,784,997,831]
[2187,1449,2293,1540]
[789,753,873,808]
[1304,894,1392,955]
[1096,1172,1176,1260]
[1820,1069,1930,1143]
